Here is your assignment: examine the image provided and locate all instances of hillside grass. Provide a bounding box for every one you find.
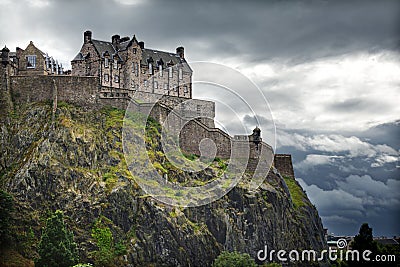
[283,176,307,209]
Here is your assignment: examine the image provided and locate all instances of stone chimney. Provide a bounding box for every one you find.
[112,34,120,46]
[138,41,144,49]
[176,46,184,59]
[84,30,92,44]
[1,46,10,64]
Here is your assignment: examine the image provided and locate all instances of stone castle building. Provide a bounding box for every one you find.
[72,31,192,99]
[0,30,295,175]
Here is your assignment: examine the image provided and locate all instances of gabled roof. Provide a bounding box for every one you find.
[141,48,192,72]
[81,36,191,71]
[92,39,116,57]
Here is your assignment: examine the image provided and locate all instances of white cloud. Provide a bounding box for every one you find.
[113,0,143,5]
[236,51,400,132]
[336,175,400,207]
[295,154,343,171]
[278,131,399,169]
[297,178,364,214]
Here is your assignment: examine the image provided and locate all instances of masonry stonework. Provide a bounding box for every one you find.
[1,32,298,177]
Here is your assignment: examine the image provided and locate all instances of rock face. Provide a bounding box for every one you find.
[0,102,326,266]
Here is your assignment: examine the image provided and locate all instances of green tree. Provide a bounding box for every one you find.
[0,189,14,245]
[348,223,378,266]
[212,251,257,267]
[35,210,78,267]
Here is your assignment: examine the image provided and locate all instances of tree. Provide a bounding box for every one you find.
[348,223,378,266]
[35,210,78,267]
[352,223,377,252]
[0,189,14,245]
[212,251,257,267]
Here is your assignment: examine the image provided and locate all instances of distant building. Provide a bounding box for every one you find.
[1,41,64,76]
[71,31,192,99]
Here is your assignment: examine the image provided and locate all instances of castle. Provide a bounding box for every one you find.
[0,31,295,175]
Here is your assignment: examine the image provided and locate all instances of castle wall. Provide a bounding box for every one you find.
[7,72,278,173]
[10,75,99,107]
[274,154,295,178]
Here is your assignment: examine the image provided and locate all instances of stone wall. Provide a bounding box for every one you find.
[10,75,99,107]
[274,154,295,178]
[7,73,279,173]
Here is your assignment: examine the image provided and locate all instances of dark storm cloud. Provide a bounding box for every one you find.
[1,0,399,63]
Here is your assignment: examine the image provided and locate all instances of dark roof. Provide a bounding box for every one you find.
[92,39,116,57]
[72,52,84,61]
[141,48,191,72]
[87,38,191,71]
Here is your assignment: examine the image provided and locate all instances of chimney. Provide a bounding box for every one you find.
[112,34,121,46]
[1,46,10,63]
[138,41,144,49]
[176,46,184,59]
[84,30,92,44]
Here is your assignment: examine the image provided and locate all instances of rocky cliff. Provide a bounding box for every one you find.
[0,102,326,266]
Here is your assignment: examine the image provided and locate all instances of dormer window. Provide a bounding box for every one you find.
[104,58,109,68]
[179,68,183,80]
[114,59,118,69]
[26,55,36,69]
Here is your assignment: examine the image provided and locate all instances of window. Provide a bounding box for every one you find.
[183,86,188,93]
[164,83,168,90]
[148,63,153,74]
[114,75,119,83]
[114,59,118,69]
[104,74,109,82]
[154,81,158,89]
[104,58,109,68]
[159,65,163,77]
[144,80,148,87]
[179,68,183,80]
[168,67,173,78]
[132,62,140,76]
[26,55,36,68]
[131,80,135,88]
[174,85,178,92]
[133,48,137,54]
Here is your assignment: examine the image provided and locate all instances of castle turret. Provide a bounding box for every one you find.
[176,46,184,59]
[138,41,144,49]
[112,34,120,46]
[84,30,92,44]
[1,46,10,64]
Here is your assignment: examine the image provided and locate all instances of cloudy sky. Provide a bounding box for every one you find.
[1,0,399,236]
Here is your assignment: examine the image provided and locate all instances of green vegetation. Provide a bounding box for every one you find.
[91,216,127,267]
[0,190,14,245]
[282,176,306,209]
[212,251,257,267]
[35,210,79,267]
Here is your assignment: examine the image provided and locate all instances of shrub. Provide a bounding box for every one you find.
[35,210,78,267]
[212,251,257,267]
